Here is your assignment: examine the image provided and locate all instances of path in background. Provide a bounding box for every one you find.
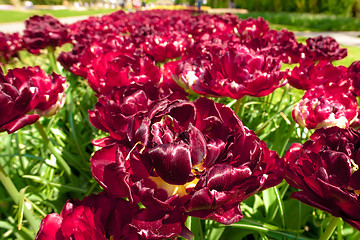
[0,11,359,47]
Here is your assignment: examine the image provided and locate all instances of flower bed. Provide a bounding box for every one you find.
[0,9,359,240]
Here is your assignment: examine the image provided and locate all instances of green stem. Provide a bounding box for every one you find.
[233,98,242,117]
[319,217,340,240]
[239,96,247,118]
[274,186,286,229]
[270,182,289,222]
[279,122,295,157]
[85,181,100,196]
[0,165,39,232]
[34,122,73,181]
[0,63,7,74]
[229,222,314,240]
[185,216,191,232]
[197,218,204,240]
[297,200,302,240]
[46,46,60,74]
[337,219,343,240]
[15,133,25,173]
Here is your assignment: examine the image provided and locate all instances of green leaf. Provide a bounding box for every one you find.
[17,186,28,230]
[263,187,276,217]
[208,226,225,240]
[283,199,313,230]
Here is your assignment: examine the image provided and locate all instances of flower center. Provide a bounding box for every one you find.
[149,176,199,197]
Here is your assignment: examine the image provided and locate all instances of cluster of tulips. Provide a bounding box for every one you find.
[0,9,360,240]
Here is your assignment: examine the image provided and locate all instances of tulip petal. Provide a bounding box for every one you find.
[149,143,192,185]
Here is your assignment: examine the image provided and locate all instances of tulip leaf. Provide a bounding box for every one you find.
[283,199,313,230]
[190,217,204,240]
[263,187,277,217]
[22,175,87,193]
[0,220,33,240]
[229,223,316,240]
[17,186,28,230]
[207,226,225,240]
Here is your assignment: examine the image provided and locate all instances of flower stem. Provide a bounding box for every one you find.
[234,98,242,116]
[234,97,247,118]
[336,219,343,240]
[0,165,39,232]
[0,63,7,74]
[319,217,340,240]
[279,122,295,157]
[46,46,60,74]
[34,121,73,181]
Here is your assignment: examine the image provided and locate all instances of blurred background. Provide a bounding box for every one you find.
[0,0,359,18]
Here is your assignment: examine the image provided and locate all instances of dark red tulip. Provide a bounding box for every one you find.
[236,17,269,43]
[261,29,303,64]
[0,32,24,64]
[36,192,191,240]
[282,127,360,231]
[0,66,66,133]
[141,31,193,61]
[90,97,281,224]
[348,61,360,96]
[176,46,284,99]
[23,15,69,53]
[36,193,140,240]
[287,59,348,90]
[292,83,357,129]
[303,35,347,61]
[86,51,161,94]
[6,66,67,116]
[89,82,187,147]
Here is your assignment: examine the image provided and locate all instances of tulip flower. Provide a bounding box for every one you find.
[176,46,284,99]
[90,97,281,224]
[35,192,190,240]
[23,15,69,53]
[348,61,360,96]
[282,127,360,231]
[0,66,66,133]
[0,32,24,64]
[89,82,187,147]
[236,17,269,43]
[86,51,161,94]
[141,31,192,62]
[292,84,357,129]
[261,29,303,64]
[303,35,347,61]
[287,59,348,90]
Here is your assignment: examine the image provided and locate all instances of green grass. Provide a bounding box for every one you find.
[0,9,117,23]
[238,11,360,32]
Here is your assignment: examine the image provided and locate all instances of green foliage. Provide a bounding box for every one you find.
[238,11,360,31]
[230,0,357,16]
[1,11,360,240]
[31,0,63,5]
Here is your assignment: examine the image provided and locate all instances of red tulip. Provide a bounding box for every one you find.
[89,82,187,147]
[0,66,66,133]
[292,84,357,129]
[287,59,348,90]
[303,36,347,61]
[23,15,69,53]
[90,97,281,224]
[0,32,24,64]
[282,127,360,231]
[36,192,191,240]
[176,46,284,99]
